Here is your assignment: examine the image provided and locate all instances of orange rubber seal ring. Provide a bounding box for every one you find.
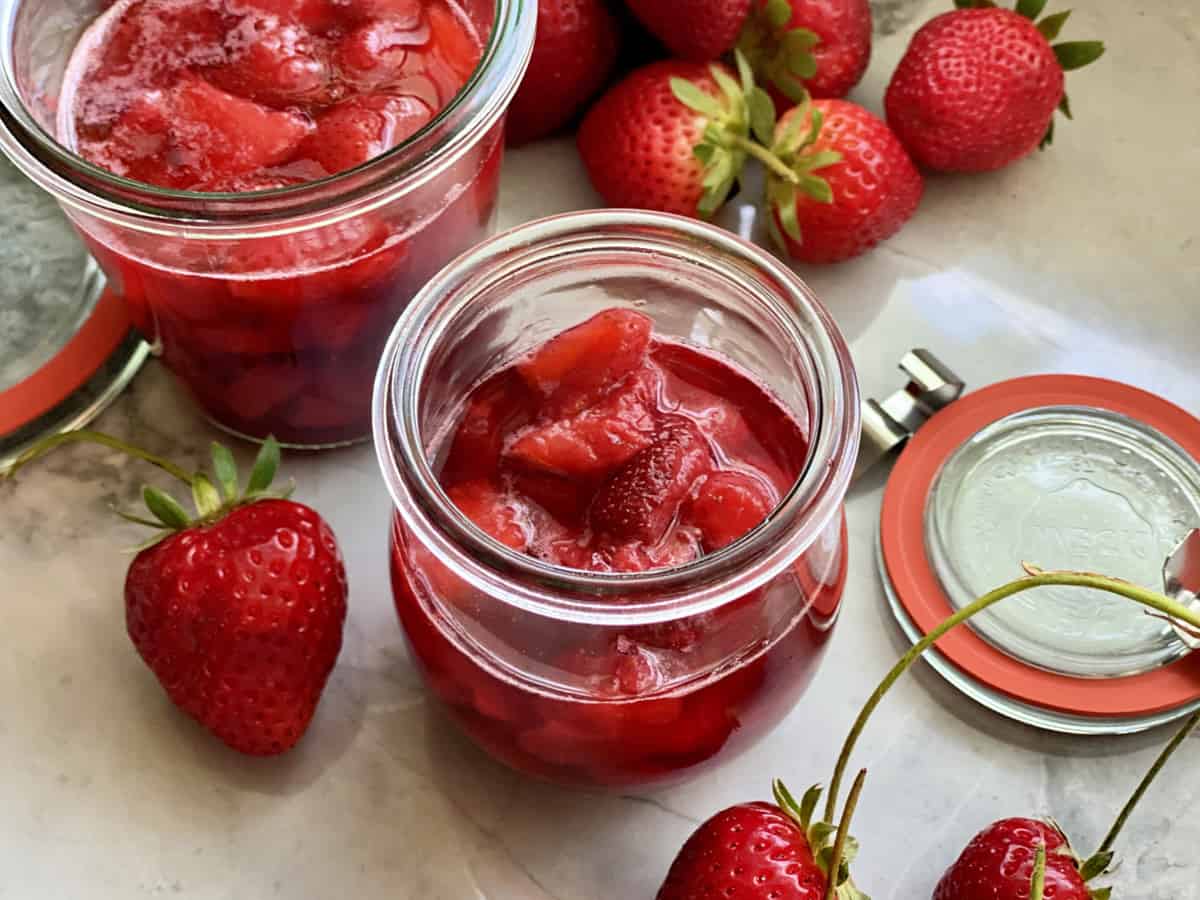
[881,374,1200,718]
[0,288,132,434]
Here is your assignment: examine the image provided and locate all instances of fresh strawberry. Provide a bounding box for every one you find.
[658,780,866,900]
[506,0,620,145]
[515,308,652,416]
[934,820,1088,900]
[885,2,1105,173]
[761,96,922,263]
[738,0,872,104]
[623,0,750,61]
[578,54,764,217]
[299,92,433,175]
[590,418,712,544]
[3,432,347,756]
[936,710,1199,900]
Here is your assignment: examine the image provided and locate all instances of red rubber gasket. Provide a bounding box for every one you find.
[0,288,131,434]
[881,374,1200,718]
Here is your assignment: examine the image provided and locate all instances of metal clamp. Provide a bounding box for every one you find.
[854,349,965,481]
[1164,529,1200,649]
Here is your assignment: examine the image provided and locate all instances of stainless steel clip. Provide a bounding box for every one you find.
[1164,528,1200,649]
[854,349,964,481]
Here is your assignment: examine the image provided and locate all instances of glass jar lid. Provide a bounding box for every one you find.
[0,155,146,464]
[878,373,1200,733]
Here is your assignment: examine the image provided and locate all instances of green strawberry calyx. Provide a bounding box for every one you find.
[953,0,1105,148]
[736,0,822,105]
[670,50,799,218]
[757,93,843,252]
[772,775,871,900]
[2,430,293,549]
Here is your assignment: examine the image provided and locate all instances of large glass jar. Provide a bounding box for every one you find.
[374,210,861,788]
[0,0,534,446]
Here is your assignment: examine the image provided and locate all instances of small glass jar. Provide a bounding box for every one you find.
[374,210,860,788]
[0,0,534,447]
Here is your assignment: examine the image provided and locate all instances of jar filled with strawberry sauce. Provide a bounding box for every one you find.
[374,211,861,788]
[0,0,534,446]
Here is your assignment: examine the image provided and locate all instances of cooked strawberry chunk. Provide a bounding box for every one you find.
[508,471,594,526]
[229,0,338,31]
[504,367,660,478]
[425,2,481,84]
[687,471,777,551]
[516,309,653,416]
[342,0,422,24]
[209,16,331,106]
[441,370,537,484]
[299,92,433,174]
[600,528,702,573]
[334,19,430,88]
[590,418,712,544]
[169,75,312,183]
[446,481,528,551]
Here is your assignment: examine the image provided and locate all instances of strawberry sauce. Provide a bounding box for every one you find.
[59,0,497,445]
[390,309,848,786]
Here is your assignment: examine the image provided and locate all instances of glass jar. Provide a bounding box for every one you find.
[374,210,860,788]
[0,0,534,447]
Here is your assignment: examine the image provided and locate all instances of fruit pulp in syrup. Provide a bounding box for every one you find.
[390,309,848,785]
[59,0,496,444]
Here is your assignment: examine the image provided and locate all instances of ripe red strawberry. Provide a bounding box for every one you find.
[934,820,1089,900]
[658,779,867,900]
[623,0,751,61]
[761,97,922,263]
[936,709,1199,900]
[4,432,347,756]
[885,2,1105,173]
[506,0,620,145]
[739,0,872,104]
[578,55,761,218]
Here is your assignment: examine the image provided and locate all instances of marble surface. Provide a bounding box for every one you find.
[3,0,1199,897]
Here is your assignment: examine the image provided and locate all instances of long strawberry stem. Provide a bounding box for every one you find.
[1095,709,1199,856]
[823,568,1200,823]
[731,135,799,183]
[1030,843,1047,900]
[822,768,867,900]
[2,429,194,484]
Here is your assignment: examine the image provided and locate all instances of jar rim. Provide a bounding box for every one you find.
[373,209,861,626]
[0,0,533,235]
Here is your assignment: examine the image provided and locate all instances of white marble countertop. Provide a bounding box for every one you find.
[3,1,1199,897]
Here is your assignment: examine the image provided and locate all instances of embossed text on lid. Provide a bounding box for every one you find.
[926,406,1200,678]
